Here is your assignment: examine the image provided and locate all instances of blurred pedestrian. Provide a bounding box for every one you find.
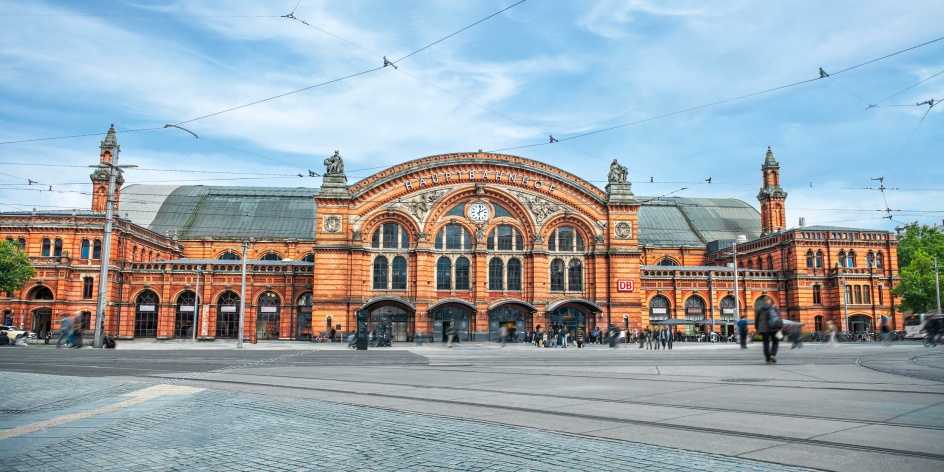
[880,316,891,346]
[56,313,73,348]
[446,324,456,348]
[754,295,783,364]
[737,313,749,349]
[500,325,508,347]
[826,320,838,347]
[788,324,803,349]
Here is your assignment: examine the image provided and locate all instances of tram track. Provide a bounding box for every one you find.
[855,351,944,382]
[178,374,944,462]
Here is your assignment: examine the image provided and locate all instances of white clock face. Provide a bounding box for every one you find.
[468,202,491,222]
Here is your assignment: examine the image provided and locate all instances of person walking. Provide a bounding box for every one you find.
[880,315,891,346]
[826,320,838,347]
[754,295,783,364]
[737,313,749,349]
[665,327,673,350]
[56,313,73,348]
[446,324,456,348]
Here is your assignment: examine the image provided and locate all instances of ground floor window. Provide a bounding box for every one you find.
[549,306,587,344]
[488,306,526,342]
[432,306,471,342]
[216,291,240,338]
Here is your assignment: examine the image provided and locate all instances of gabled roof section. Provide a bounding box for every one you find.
[120,185,318,240]
[638,197,761,247]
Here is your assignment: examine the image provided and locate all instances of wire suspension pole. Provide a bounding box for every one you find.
[238,242,249,348]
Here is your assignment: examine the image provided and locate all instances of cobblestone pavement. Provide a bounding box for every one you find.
[1,372,813,472]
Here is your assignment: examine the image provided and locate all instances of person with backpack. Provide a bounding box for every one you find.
[754,295,783,364]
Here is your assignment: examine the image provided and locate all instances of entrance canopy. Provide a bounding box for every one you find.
[489,300,538,313]
[652,318,700,326]
[362,296,415,313]
[429,298,476,313]
[546,298,603,314]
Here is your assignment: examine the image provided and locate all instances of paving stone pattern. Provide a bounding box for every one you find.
[1,373,813,472]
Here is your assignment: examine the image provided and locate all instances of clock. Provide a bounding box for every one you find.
[467,202,491,222]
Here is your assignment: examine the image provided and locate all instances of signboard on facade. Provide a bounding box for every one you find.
[721,308,734,315]
[616,280,635,292]
[260,306,278,313]
[180,305,195,312]
[138,305,156,312]
[220,306,237,313]
[651,307,667,315]
[686,308,703,315]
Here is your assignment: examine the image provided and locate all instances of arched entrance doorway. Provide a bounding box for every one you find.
[487,301,536,343]
[547,300,602,346]
[216,291,240,338]
[648,295,670,324]
[134,290,159,338]
[257,292,281,340]
[362,298,415,342]
[719,295,737,337]
[175,290,198,338]
[296,293,312,340]
[31,308,52,339]
[431,302,473,343]
[849,314,871,333]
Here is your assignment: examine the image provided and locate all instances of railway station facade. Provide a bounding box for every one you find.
[0,126,900,342]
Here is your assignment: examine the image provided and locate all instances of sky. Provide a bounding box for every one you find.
[1,0,942,234]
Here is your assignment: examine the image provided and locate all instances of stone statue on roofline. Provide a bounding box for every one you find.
[608,159,628,184]
[324,150,345,176]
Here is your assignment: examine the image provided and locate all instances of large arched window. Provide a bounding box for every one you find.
[815,250,824,268]
[838,250,847,267]
[876,251,884,268]
[134,290,159,338]
[41,238,51,256]
[81,239,91,259]
[550,259,565,291]
[568,259,583,291]
[31,286,54,300]
[806,250,814,268]
[435,224,472,250]
[92,239,102,259]
[436,257,452,290]
[863,285,871,304]
[371,223,410,249]
[175,290,198,338]
[257,292,281,340]
[391,256,407,290]
[455,257,470,290]
[216,291,240,338]
[218,252,240,261]
[373,256,389,290]
[548,226,584,252]
[684,296,706,320]
[657,257,678,266]
[53,238,63,257]
[847,251,856,268]
[17,237,26,252]
[767,255,774,270]
[301,253,315,263]
[720,295,737,320]
[259,253,282,261]
[507,258,522,291]
[488,258,504,290]
[649,295,670,321]
[866,251,875,268]
[487,225,523,251]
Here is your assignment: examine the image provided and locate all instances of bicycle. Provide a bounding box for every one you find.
[923,332,942,347]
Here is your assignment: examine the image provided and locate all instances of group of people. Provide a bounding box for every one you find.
[636,326,676,350]
[55,312,84,348]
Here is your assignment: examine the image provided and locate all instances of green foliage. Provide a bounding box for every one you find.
[892,224,944,313]
[0,239,36,295]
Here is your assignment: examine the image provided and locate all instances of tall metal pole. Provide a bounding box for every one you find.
[935,257,941,315]
[837,263,849,332]
[238,242,249,348]
[193,265,201,341]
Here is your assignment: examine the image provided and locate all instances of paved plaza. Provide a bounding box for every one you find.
[0,340,942,471]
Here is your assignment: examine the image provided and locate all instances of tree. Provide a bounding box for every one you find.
[0,239,36,295]
[892,224,944,313]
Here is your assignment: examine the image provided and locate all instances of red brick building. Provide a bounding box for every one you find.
[1,127,899,342]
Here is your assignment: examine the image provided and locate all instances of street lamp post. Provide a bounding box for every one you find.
[90,158,137,348]
[729,235,747,336]
[935,257,942,315]
[193,265,201,341]
[836,262,849,332]
[238,241,249,348]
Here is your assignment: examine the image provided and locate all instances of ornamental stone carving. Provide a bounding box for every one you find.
[595,235,605,244]
[416,231,428,243]
[322,215,342,233]
[615,221,633,239]
[351,230,363,241]
[531,233,543,244]
[406,189,447,220]
[514,191,561,224]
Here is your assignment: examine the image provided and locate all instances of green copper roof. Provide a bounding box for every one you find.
[120,185,317,240]
[637,197,761,247]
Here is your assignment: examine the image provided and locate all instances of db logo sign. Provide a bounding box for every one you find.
[617,280,635,292]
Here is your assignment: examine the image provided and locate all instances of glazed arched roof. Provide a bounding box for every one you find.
[120,185,317,240]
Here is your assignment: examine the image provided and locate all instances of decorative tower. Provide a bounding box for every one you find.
[90,124,124,213]
[757,146,788,235]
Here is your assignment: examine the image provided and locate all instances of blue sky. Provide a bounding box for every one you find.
[1,0,941,233]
